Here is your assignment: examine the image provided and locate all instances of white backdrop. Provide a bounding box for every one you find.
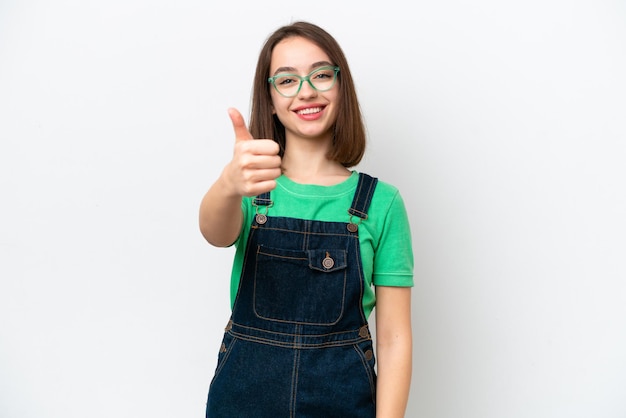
[1,1,625,417]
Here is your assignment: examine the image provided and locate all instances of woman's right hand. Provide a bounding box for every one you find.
[222,108,282,198]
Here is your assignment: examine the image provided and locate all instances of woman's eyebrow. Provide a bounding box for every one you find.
[272,61,334,75]
[273,66,298,75]
[310,60,333,69]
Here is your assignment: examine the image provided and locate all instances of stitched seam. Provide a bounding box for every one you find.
[353,344,376,403]
[230,322,365,338]
[228,331,369,348]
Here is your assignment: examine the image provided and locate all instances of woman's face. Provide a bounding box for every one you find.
[268,36,339,144]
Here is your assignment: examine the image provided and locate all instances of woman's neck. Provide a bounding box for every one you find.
[281,152,351,186]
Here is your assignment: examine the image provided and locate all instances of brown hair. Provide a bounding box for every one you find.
[248,21,366,168]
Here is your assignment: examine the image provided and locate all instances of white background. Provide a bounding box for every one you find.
[1,1,625,417]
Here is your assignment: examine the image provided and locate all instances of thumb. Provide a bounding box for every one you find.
[228,108,253,142]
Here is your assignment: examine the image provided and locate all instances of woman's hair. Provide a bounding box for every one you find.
[248,21,366,168]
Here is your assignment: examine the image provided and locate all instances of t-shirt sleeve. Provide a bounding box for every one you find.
[372,189,415,287]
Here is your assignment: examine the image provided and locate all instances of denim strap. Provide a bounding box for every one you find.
[348,173,378,220]
[253,192,272,207]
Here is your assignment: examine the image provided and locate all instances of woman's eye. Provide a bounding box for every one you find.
[278,77,297,85]
[313,71,332,79]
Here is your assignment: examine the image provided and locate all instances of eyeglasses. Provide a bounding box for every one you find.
[268,66,340,97]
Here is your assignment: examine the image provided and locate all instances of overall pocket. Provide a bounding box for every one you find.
[253,245,348,325]
[353,339,377,403]
[209,332,237,387]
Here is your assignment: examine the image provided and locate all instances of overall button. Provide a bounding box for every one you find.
[322,253,335,269]
[359,325,370,338]
[364,350,373,361]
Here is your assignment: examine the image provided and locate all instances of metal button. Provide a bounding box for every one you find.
[364,350,373,361]
[359,325,370,338]
[225,320,233,331]
[347,223,358,232]
[255,213,267,224]
[219,343,227,353]
[322,255,335,269]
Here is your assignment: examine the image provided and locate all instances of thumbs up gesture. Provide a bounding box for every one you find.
[223,108,282,197]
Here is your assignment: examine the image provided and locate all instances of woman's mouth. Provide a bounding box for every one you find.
[296,106,323,115]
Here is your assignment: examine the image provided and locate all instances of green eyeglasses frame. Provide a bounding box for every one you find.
[268,66,340,97]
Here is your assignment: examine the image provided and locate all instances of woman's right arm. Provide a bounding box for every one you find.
[198,176,245,247]
[199,108,282,247]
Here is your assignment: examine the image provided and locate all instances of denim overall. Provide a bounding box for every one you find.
[206,173,379,418]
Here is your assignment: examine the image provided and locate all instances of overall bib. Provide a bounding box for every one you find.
[206,173,378,418]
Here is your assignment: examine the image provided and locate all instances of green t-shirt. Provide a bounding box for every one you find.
[229,170,414,319]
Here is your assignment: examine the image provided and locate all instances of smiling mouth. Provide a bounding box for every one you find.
[296,107,323,115]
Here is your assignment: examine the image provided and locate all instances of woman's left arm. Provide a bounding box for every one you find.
[375,285,413,418]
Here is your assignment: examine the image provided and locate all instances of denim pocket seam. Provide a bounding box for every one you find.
[212,334,237,382]
[352,343,377,403]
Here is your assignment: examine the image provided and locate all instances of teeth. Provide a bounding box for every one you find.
[297,107,322,115]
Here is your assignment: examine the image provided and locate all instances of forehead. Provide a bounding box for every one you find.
[270,36,331,72]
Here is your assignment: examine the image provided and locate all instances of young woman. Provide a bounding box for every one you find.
[200,21,414,418]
